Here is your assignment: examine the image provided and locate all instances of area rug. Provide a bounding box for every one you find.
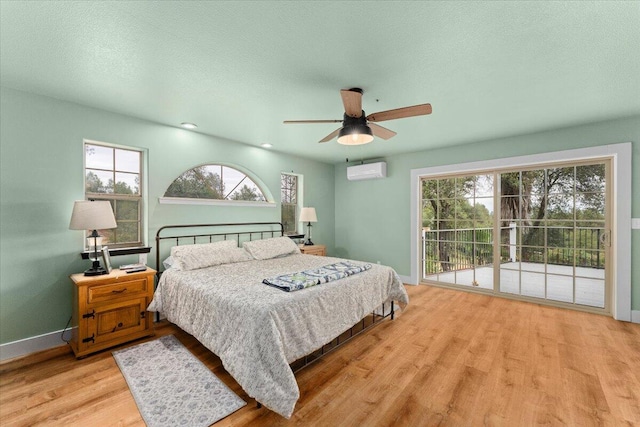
[113,335,246,426]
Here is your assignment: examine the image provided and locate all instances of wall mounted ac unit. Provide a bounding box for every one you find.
[347,162,387,181]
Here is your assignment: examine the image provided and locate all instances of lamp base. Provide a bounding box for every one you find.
[85,248,108,276]
[304,221,314,246]
[84,266,108,276]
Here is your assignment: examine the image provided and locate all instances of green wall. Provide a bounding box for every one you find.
[0,87,335,345]
[1,85,638,347]
[334,115,640,309]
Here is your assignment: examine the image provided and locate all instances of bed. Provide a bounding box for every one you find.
[147,222,409,418]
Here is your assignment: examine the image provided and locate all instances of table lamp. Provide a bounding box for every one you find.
[69,200,117,276]
[299,207,317,246]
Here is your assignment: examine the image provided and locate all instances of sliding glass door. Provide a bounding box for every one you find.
[421,174,495,290]
[421,160,610,312]
[498,163,608,308]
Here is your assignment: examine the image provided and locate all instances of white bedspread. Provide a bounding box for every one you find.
[147,253,409,418]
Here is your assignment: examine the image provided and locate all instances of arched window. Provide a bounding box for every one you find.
[161,164,271,205]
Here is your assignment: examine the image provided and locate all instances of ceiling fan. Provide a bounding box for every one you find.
[283,88,432,145]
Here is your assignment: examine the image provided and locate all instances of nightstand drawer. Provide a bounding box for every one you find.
[300,244,326,256]
[87,278,148,304]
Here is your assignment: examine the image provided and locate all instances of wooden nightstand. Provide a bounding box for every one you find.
[300,244,326,256]
[70,268,156,358]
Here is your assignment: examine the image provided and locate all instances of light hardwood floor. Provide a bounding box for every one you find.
[2,285,639,426]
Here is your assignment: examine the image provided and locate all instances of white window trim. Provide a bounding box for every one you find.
[410,142,632,321]
[83,139,148,248]
[158,197,275,207]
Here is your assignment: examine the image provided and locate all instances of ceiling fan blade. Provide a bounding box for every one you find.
[340,89,363,118]
[283,119,342,124]
[319,128,341,143]
[366,103,432,122]
[369,123,397,140]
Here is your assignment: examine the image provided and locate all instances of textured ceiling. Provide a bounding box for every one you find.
[1,1,639,164]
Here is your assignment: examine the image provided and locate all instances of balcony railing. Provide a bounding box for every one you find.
[422,224,604,275]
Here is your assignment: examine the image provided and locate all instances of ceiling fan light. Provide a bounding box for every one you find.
[337,124,374,145]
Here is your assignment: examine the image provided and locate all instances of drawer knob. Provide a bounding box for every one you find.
[111,288,127,294]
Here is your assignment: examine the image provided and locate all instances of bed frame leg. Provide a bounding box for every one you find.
[391,300,395,320]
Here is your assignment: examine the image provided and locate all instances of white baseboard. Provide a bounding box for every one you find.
[3,309,636,362]
[398,274,416,285]
[0,328,73,362]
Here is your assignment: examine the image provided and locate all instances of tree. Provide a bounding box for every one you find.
[499,164,605,264]
[230,184,264,201]
[86,171,106,193]
[422,176,479,272]
[113,180,133,195]
[164,166,224,198]
[423,164,606,275]
[280,174,298,234]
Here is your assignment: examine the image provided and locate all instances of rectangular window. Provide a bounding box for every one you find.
[281,173,299,235]
[84,141,143,248]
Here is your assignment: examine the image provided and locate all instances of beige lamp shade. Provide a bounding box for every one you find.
[299,207,317,223]
[69,200,117,230]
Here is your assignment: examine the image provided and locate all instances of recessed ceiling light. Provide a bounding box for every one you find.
[261,143,273,148]
[180,122,197,129]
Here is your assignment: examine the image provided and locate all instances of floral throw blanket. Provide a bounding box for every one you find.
[263,261,372,291]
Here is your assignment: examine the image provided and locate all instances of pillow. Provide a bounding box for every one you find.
[170,240,251,271]
[162,256,175,270]
[242,236,301,260]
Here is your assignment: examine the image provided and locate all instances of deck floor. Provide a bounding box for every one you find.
[424,262,605,308]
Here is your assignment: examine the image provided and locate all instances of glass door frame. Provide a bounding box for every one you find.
[494,160,611,312]
[409,143,632,321]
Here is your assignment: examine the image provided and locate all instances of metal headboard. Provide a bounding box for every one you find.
[155,222,285,273]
